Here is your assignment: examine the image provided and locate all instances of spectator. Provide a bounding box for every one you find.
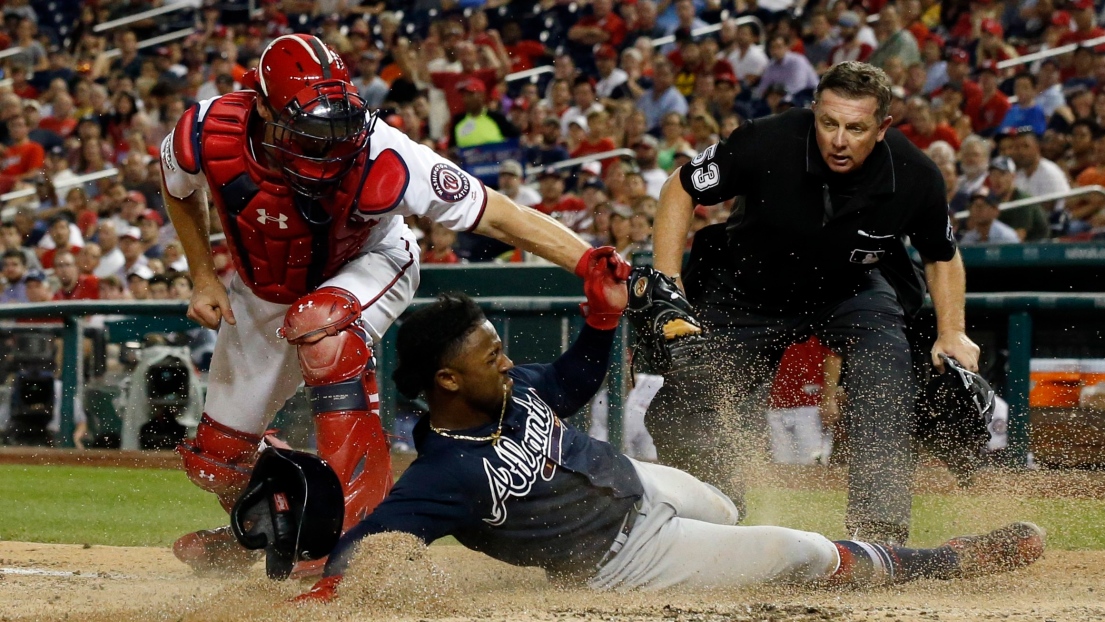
[533,168,590,234]
[148,273,172,300]
[636,59,688,130]
[24,100,61,153]
[664,0,708,38]
[970,63,1012,137]
[568,0,628,50]
[352,50,389,109]
[607,203,636,257]
[594,45,630,100]
[126,265,152,300]
[496,160,540,207]
[76,243,102,277]
[23,268,51,302]
[935,50,982,119]
[868,4,920,70]
[98,275,126,301]
[162,240,188,273]
[829,12,873,66]
[900,98,961,150]
[1058,0,1105,46]
[920,37,948,95]
[0,249,29,303]
[39,215,82,270]
[561,79,604,137]
[1036,61,1066,119]
[570,110,618,169]
[958,135,993,196]
[1,115,46,190]
[137,210,164,259]
[959,188,1022,244]
[726,22,768,84]
[1068,132,1105,233]
[988,156,1051,242]
[755,35,819,98]
[93,221,125,280]
[657,112,694,171]
[998,74,1048,137]
[804,11,839,71]
[524,118,571,169]
[975,19,1018,66]
[52,251,99,300]
[40,93,78,139]
[170,273,193,300]
[632,135,668,199]
[1066,120,1100,178]
[117,226,149,281]
[421,223,462,264]
[1010,128,1072,235]
[447,79,518,149]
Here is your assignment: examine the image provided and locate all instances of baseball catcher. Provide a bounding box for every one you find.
[278,284,1043,603]
[161,33,617,575]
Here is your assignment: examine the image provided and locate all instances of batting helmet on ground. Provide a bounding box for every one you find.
[230,446,345,579]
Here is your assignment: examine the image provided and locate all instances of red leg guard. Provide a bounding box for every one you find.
[177,414,262,513]
[282,288,393,530]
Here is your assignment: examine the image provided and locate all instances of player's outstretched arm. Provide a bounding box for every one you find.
[652,169,695,290]
[161,176,235,329]
[472,189,592,272]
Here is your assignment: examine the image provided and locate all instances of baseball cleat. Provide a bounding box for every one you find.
[173,525,262,574]
[945,521,1046,578]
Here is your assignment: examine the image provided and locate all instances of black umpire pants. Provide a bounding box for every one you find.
[645,273,915,542]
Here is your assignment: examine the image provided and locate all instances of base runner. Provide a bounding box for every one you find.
[275,263,1044,601]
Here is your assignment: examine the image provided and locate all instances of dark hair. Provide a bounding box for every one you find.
[392,293,487,399]
[2,248,26,265]
[1013,73,1037,88]
[816,61,893,121]
[149,274,171,288]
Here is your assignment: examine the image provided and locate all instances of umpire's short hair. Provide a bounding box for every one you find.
[392,293,487,399]
[816,61,893,122]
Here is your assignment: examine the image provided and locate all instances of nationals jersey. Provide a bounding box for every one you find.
[161,92,489,304]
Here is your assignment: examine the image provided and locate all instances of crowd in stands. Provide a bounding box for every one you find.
[2,0,1105,305]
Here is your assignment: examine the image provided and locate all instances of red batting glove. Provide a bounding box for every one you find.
[290,574,343,604]
[580,255,630,330]
[574,246,631,281]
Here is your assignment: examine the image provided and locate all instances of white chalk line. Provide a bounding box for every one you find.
[1,567,134,579]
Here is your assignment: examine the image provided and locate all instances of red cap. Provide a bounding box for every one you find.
[1051,10,1073,26]
[511,96,530,112]
[715,72,738,85]
[458,78,487,93]
[980,18,1003,37]
[125,190,147,205]
[1073,0,1094,10]
[949,48,970,63]
[595,44,618,60]
[138,209,163,225]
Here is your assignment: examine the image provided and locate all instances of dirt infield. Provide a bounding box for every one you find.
[1,537,1103,622]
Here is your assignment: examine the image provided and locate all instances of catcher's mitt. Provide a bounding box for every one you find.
[625,266,708,375]
[915,354,996,487]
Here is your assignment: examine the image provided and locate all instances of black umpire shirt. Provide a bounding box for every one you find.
[678,108,957,320]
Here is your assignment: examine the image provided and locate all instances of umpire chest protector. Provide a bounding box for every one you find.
[178,91,410,304]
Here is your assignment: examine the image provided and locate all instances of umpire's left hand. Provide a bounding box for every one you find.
[931,331,981,372]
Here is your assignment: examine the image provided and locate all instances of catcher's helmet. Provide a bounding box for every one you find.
[915,354,996,486]
[242,34,371,198]
[230,446,345,579]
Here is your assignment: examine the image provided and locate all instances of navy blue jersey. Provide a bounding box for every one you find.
[326,325,643,583]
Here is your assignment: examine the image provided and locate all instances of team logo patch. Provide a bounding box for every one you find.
[161,137,175,171]
[849,248,884,265]
[430,163,470,202]
[272,492,290,513]
[633,276,648,298]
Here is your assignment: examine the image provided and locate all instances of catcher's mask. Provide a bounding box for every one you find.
[263,81,372,199]
[230,447,345,579]
[915,354,996,485]
[919,354,996,422]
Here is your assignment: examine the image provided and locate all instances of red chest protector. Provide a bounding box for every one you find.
[180,92,410,304]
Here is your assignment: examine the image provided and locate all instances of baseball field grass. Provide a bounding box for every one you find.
[4,463,1105,550]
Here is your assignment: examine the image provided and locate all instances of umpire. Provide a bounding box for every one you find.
[644,62,979,544]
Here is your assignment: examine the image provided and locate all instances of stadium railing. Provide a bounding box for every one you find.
[92,1,196,32]
[997,35,1105,70]
[100,28,197,60]
[505,16,765,84]
[0,168,121,205]
[953,185,1105,220]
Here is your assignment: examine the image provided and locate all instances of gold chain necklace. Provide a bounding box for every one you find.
[429,382,510,445]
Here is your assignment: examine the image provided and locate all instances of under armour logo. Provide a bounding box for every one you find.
[197,470,215,482]
[298,300,314,313]
[256,209,289,229]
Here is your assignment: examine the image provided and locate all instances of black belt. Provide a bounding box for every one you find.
[596,502,643,569]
